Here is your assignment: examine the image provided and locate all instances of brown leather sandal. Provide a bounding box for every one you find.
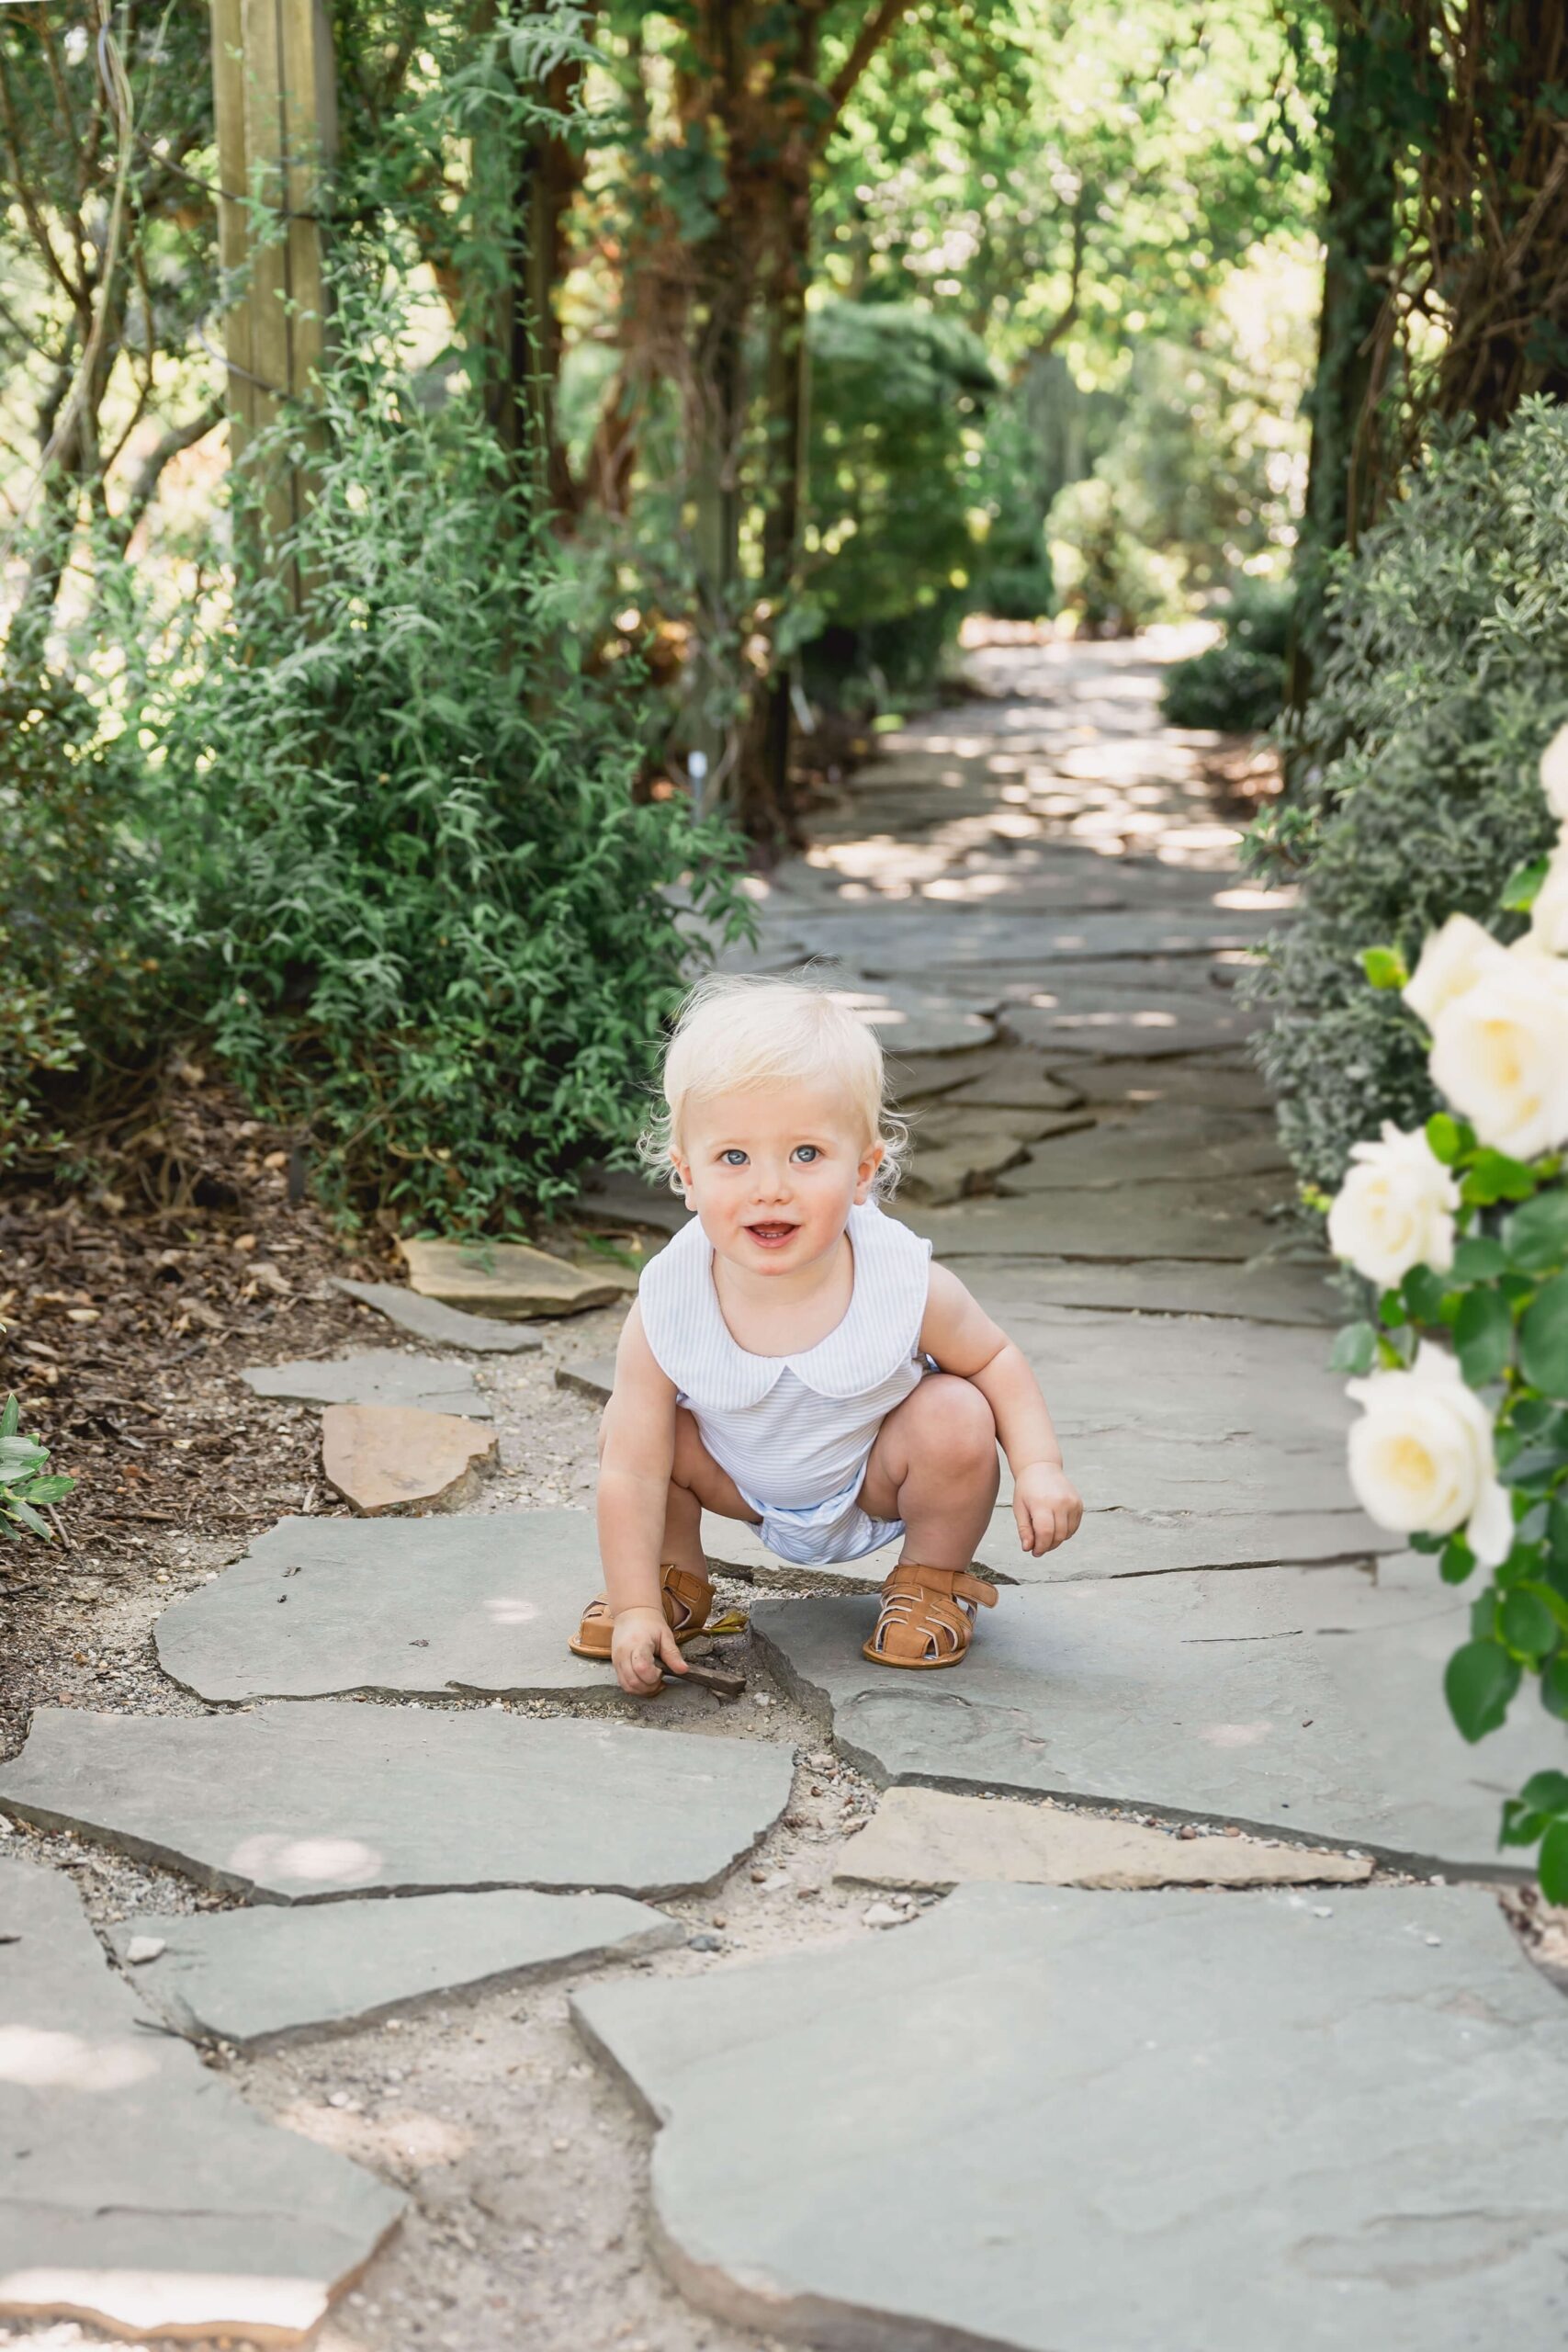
[569,1562,716,1660]
[862,1562,998,1670]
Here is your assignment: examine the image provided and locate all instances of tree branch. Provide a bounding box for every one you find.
[0,46,85,305]
[823,0,918,134]
[113,397,223,543]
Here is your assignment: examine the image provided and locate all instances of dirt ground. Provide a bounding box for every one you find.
[0,1070,919,2352]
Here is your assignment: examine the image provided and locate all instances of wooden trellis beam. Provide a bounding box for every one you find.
[209,0,337,600]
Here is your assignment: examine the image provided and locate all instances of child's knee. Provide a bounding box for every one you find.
[910,1374,998,1471]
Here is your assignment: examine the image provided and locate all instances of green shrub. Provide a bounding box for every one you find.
[1247,401,1568,1190]
[1163,641,1282,731]
[1163,579,1292,731]
[0,669,158,1171]
[802,301,997,697]
[1047,474,1170,636]
[138,268,748,1232]
[2,258,749,1231]
[979,556,1056,624]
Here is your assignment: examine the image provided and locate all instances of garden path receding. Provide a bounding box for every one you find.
[4,628,1564,2352]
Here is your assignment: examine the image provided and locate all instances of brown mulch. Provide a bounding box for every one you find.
[0,1064,400,1748]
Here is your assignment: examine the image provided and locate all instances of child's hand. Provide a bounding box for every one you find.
[1011,1461,1082,1556]
[611,1605,689,1697]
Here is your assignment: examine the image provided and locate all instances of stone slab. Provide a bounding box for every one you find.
[827,984,998,1057]
[573,1169,693,1237]
[333,1277,544,1352]
[0,1704,792,1902]
[111,1889,681,2045]
[556,1356,619,1407]
[752,1563,1546,1871]
[321,1402,497,1515]
[837,1787,1374,1890]
[904,1109,1092,1204]
[846,910,1280,970]
[242,1349,491,1418]
[942,1250,1339,1324]
[398,1238,624,1319]
[988,1299,1353,1458]
[1001,991,1260,1058]
[1058,1054,1273,1113]
[898,1178,1286,1261]
[1000,1103,1288,1190]
[572,1883,1568,2352]
[0,1856,401,2342]
[156,1510,663,1703]
[889,1047,1085,1114]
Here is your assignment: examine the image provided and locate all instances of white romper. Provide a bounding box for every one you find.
[638,1200,933,1566]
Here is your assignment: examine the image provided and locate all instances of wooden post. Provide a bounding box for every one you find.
[209,0,338,603]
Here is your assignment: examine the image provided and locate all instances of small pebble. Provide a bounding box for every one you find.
[327,2090,355,2109]
[125,1935,166,1965]
[1177,1823,1199,1840]
[1223,1825,1241,1838]
[758,1871,792,1894]
[751,1692,773,1709]
[1311,1905,1333,1919]
[687,1933,722,1952]
[1425,1935,1442,1947]
[862,1902,909,1929]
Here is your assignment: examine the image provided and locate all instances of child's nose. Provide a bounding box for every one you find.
[752,1159,791,1200]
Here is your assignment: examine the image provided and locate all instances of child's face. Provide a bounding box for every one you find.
[673,1082,884,1275]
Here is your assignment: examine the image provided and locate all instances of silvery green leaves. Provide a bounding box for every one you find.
[0,1393,75,1543]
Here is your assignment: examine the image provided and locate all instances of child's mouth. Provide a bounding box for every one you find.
[745,1222,798,1249]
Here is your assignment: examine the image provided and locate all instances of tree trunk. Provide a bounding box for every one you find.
[1426,0,1568,426]
[209,0,338,608]
[485,5,585,511]
[1285,9,1399,715]
[682,0,750,798]
[753,9,819,843]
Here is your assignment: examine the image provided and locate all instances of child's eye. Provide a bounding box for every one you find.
[792,1145,820,1163]
[718,1148,749,1167]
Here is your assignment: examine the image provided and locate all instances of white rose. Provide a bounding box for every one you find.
[1427,952,1568,1159]
[1541,724,1568,821]
[1402,913,1506,1027]
[1325,1121,1459,1288]
[1347,1343,1512,1566]
[1529,833,1568,956]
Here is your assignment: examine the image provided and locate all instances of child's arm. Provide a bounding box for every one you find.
[919,1264,1082,1556]
[596,1302,689,1693]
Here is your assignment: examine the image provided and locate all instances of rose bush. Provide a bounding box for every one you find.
[1328,724,1568,1901]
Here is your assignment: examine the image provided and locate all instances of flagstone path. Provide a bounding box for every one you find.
[4,628,1565,2352]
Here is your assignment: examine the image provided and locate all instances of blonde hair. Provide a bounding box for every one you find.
[642,971,908,1194]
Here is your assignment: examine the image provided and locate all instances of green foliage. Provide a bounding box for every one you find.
[1334,1122,1568,1889]
[1162,578,1293,731]
[802,301,998,695]
[142,269,748,1232]
[1047,474,1169,635]
[1247,403,1568,1189]
[0,669,153,1172]
[0,1394,75,1544]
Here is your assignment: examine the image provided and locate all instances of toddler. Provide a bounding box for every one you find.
[570,974,1082,1696]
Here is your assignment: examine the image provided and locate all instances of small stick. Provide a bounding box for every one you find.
[661,1657,746,1702]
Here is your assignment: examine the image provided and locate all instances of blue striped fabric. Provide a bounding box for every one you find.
[638,1203,932,1508]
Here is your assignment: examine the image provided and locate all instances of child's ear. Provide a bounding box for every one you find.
[671,1146,697,1206]
[853,1138,886,1204]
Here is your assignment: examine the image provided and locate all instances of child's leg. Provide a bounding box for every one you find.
[657,1407,763,1578]
[855,1375,1000,1566]
[573,1409,759,1663]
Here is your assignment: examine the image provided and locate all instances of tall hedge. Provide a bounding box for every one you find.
[1249,400,1568,1188]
